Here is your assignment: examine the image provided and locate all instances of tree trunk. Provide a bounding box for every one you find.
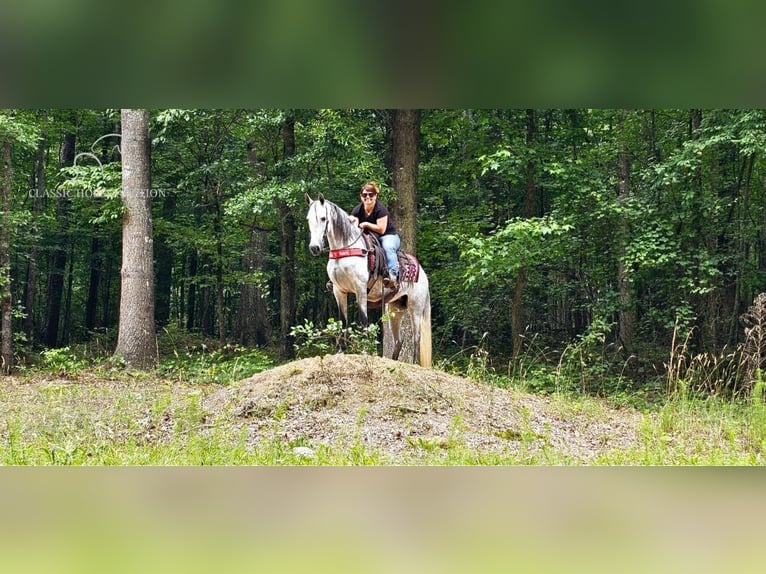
[61,241,75,345]
[238,138,271,346]
[114,109,158,369]
[278,115,297,360]
[383,109,421,363]
[85,237,101,331]
[41,129,75,347]
[186,250,198,331]
[690,109,719,350]
[512,109,537,358]
[389,109,420,253]
[278,201,296,360]
[23,134,45,338]
[102,237,115,328]
[154,193,175,327]
[1,139,12,374]
[617,111,635,351]
[200,258,214,336]
[238,223,271,346]
[214,185,226,342]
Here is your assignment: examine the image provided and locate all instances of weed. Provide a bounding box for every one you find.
[38,347,89,377]
[741,294,766,394]
[158,344,273,385]
[291,319,380,358]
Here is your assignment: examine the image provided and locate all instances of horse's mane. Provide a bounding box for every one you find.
[324,199,359,246]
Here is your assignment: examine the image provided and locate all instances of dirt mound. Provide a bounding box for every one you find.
[204,354,643,463]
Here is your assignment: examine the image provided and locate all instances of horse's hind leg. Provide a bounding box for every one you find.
[386,303,405,361]
[409,307,422,365]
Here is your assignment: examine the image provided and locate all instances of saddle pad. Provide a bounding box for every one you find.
[398,252,420,283]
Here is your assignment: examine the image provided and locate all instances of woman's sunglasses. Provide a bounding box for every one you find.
[361,192,376,198]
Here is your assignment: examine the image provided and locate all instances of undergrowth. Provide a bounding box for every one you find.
[15,325,275,386]
[6,298,766,464]
[291,319,380,358]
[157,345,273,385]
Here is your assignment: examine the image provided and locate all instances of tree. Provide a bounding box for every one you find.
[616,110,635,351]
[1,137,12,374]
[389,109,421,253]
[0,110,40,374]
[277,113,297,360]
[22,130,46,338]
[383,109,421,363]
[114,109,157,369]
[238,136,271,345]
[40,121,75,347]
[511,109,538,357]
[6,106,766,395]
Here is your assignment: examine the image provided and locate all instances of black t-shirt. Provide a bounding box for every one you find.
[350,201,397,236]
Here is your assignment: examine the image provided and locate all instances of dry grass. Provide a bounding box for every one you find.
[204,354,644,464]
[2,354,764,464]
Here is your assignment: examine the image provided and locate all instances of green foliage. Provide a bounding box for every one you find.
[478,148,524,181]
[291,318,380,358]
[0,110,41,148]
[158,344,273,385]
[6,107,766,403]
[38,347,89,376]
[460,215,573,287]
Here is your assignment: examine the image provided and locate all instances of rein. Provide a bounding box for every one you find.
[321,203,366,258]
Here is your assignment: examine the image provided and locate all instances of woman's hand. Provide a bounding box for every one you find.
[357,217,387,234]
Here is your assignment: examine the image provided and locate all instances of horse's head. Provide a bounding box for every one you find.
[305,193,328,256]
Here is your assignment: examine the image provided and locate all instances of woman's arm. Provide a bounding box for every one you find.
[359,216,388,235]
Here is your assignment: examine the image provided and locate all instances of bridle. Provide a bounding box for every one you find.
[313,201,364,253]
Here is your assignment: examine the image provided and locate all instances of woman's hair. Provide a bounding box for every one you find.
[361,181,379,195]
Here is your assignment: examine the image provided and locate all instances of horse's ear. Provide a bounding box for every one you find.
[318,192,325,204]
[305,193,313,205]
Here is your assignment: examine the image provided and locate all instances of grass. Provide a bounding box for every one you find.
[3,326,766,464]
[3,364,766,465]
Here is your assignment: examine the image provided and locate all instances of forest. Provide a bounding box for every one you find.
[2,108,766,399]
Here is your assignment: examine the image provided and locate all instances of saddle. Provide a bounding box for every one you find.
[327,232,419,293]
[363,233,420,291]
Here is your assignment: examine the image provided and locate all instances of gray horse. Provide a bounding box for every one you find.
[306,193,432,368]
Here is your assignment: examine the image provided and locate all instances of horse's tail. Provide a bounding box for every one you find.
[420,288,432,368]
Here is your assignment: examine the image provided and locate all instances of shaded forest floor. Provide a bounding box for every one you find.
[2,353,766,464]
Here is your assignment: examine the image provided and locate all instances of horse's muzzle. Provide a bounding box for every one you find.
[309,244,322,256]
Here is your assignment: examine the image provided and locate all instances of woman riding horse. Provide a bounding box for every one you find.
[306,193,432,367]
[347,181,400,288]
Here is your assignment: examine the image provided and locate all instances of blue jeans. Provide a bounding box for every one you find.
[380,233,400,278]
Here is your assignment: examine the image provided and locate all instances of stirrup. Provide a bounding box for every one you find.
[383,275,398,289]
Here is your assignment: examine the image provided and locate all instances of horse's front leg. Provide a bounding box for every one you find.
[333,287,349,353]
[356,288,368,328]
